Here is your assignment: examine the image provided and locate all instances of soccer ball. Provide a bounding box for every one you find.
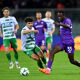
[20,67,29,76]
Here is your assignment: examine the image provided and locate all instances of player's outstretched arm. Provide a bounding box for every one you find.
[53,22,70,28]
[32,30,39,34]
[22,30,39,34]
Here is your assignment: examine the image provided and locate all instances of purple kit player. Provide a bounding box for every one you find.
[33,12,47,53]
[39,10,80,75]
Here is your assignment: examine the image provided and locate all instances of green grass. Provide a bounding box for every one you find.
[0,50,80,80]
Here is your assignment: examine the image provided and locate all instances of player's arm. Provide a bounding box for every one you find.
[14,24,19,33]
[53,22,70,28]
[22,30,39,34]
[13,17,19,33]
[49,28,55,36]
[0,28,3,37]
[49,22,55,36]
[43,28,47,32]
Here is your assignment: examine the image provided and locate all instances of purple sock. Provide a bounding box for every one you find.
[47,60,53,69]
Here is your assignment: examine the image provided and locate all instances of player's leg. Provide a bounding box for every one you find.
[40,45,46,53]
[10,38,20,68]
[46,36,52,62]
[31,53,44,68]
[68,53,80,67]
[24,50,44,68]
[47,45,62,69]
[35,45,46,65]
[66,44,80,67]
[3,39,13,69]
[39,41,63,74]
[40,42,46,53]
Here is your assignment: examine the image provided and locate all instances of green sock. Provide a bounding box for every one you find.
[42,57,46,65]
[37,61,44,68]
[6,53,11,62]
[14,53,18,61]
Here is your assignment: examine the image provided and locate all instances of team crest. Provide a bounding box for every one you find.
[41,22,43,24]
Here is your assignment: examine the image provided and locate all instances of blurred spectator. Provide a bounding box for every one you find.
[57,3,64,9]
[0,0,78,9]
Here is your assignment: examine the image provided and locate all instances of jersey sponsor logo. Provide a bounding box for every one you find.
[35,25,43,28]
[41,22,44,24]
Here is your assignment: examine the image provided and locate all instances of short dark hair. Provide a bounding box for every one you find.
[57,10,65,15]
[25,17,33,23]
[2,7,10,12]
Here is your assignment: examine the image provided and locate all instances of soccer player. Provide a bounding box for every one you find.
[0,7,20,69]
[33,12,47,54]
[39,10,80,75]
[42,11,55,62]
[21,17,46,69]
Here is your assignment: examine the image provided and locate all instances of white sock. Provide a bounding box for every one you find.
[15,61,18,65]
[10,62,13,65]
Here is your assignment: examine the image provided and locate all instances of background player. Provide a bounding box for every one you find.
[21,17,46,69]
[42,11,55,62]
[0,7,20,69]
[39,10,80,74]
[33,12,47,55]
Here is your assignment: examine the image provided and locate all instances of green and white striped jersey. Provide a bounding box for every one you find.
[42,18,55,37]
[0,16,18,39]
[21,26,35,51]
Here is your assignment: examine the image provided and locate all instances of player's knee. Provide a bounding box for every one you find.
[36,57,40,62]
[5,49,9,54]
[40,46,45,51]
[40,55,44,59]
[47,46,51,50]
[13,48,17,53]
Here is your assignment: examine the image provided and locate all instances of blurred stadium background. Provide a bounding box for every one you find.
[0,0,80,50]
[0,0,80,80]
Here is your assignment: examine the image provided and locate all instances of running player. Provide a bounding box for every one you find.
[33,12,47,54]
[39,10,80,75]
[21,17,46,69]
[42,11,55,62]
[0,7,20,69]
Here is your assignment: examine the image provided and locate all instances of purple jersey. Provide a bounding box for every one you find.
[33,20,47,41]
[60,17,74,44]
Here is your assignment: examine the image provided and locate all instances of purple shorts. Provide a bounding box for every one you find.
[36,39,46,47]
[56,40,74,54]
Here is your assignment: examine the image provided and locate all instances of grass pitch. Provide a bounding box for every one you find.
[0,50,80,80]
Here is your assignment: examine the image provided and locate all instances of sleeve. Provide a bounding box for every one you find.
[65,19,72,27]
[44,22,47,29]
[51,20,55,29]
[13,17,18,25]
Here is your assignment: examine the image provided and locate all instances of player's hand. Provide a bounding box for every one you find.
[0,34,3,37]
[49,32,52,36]
[44,28,47,32]
[14,29,18,33]
[53,22,60,26]
[33,30,39,34]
